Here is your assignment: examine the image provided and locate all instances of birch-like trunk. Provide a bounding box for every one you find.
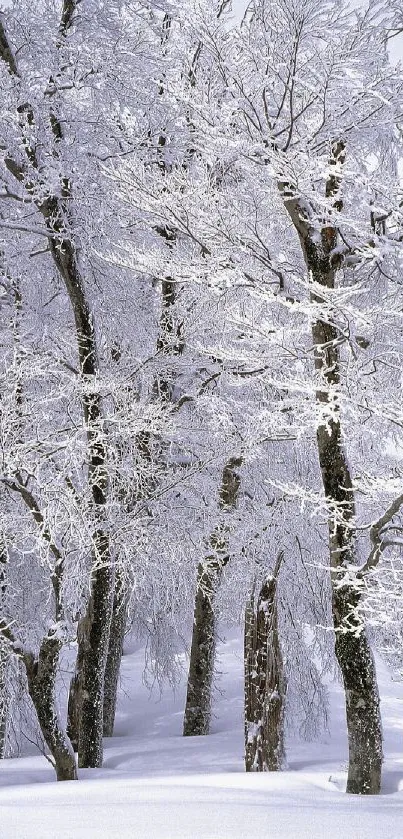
[244,554,285,772]
[183,456,242,736]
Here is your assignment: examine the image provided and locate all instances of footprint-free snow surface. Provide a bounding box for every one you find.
[1,630,403,839]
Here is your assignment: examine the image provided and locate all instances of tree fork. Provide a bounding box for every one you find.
[25,637,77,781]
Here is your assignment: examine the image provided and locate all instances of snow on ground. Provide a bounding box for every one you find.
[1,630,403,839]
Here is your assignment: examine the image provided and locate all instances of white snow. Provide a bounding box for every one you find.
[1,631,403,838]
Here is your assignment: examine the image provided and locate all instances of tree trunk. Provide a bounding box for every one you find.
[310,243,382,796]
[0,13,114,769]
[49,227,113,769]
[182,562,217,736]
[66,670,80,753]
[0,542,8,758]
[183,456,242,736]
[0,653,8,759]
[244,553,285,772]
[25,636,77,781]
[333,596,382,794]
[103,571,128,737]
[282,147,382,793]
[76,547,113,768]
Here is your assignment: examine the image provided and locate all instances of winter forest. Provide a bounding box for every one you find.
[1,0,403,836]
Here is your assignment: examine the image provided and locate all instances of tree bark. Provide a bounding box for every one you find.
[25,636,77,781]
[183,456,242,736]
[0,7,114,770]
[313,304,382,794]
[182,561,217,736]
[0,542,8,758]
[282,146,382,793]
[103,571,128,737]
[244,553,285,772]
[310,243,382,796]
[0,653,8,759]
[44,206,113,769]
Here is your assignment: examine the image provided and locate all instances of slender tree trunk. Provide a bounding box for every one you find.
[310,244,382,796]
[47,227,114,769]
[0,652,8,759]
[0,274,22,758]
[67,671,80,753]
[313,340,382,793]
[244,553,285,772]
[0,541,8,758]
[47,223,114,769]
[282,145,382,793]
[183,456,242,736]
[103,570,128,737]
[77,550,113,768]
[25,637,77,781]
[0,11,114,769]
[182,562,217,736]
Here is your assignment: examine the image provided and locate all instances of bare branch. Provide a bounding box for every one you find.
[358,493,403,577]
[0,477,62,564]
[0,14,19,77]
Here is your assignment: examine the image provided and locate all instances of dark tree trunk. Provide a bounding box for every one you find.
[0,655,8,759]
[182,562,217,736]
[183,456,242,736]
[310,240,382,796]
[282,146,382,793]
[77,563,113,767]
[333,599,382,794]
[103,571,128,737]
[313,315,382,794]
[48,224,113,769]
[67,671,80,753]
[0,13,114,769]
[25,636,77,781]
[68,561,114,765]
[244,553,285,772]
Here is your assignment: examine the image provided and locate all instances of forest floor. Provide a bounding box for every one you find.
[1,629,403,838]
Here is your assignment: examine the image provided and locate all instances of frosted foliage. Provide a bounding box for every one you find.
[0,0,402,779]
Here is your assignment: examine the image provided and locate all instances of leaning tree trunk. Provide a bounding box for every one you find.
[0,9,114,770]
[183,456,242,736]
[24,635,77,781]
[43,180,115,772]
[244,553,286,772]
[47,223,114,770]
[282,144,382,794]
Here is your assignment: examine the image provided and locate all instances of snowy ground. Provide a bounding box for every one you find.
[1,631,403,839]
